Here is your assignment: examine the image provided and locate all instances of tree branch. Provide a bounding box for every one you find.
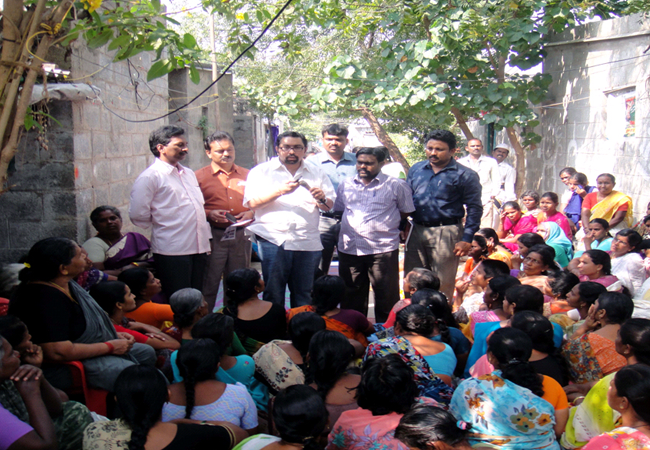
[360,107,410,174]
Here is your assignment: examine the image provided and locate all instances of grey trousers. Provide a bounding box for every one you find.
[318,216,341,275]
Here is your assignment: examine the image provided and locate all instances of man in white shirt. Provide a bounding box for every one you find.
[493,143,517,204]
[129,125,211,299]
[458,138,500,228]
[244,131,335,307]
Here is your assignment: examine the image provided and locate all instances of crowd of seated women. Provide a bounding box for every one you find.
[3,173,650,450]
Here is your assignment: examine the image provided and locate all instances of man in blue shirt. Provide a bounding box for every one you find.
[404,130,483,300]
[306,124,357,275]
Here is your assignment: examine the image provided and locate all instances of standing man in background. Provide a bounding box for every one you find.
[492,143,517,204]
[306,124,357,275]
[130,125,211,299]
[195,131,254,312]
[458,138,500,228]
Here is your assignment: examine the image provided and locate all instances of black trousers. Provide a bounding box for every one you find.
[153,253,208,300]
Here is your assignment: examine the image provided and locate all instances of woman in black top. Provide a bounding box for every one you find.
[82,365,247,450]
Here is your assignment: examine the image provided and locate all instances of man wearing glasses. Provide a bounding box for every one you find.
[243,131,335,307]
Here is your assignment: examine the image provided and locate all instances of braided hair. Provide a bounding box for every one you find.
[308,330,355,400]
[223,268,261,318]
[176,339,222,419]
[114,365,168,450]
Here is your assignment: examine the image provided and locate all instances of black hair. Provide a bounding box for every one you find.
[224,268,261,318]
[204,130,235,150]
[549,271,579,299]
[177,339,222,419]
[357,354,419,415]
[356,146,386,163]
[288,312,326,362]
[583,249,612,275]
[90,281,129,316]
[596,292,634,325]
[472,235,489,258]
[644,215,650,224]
[505,285,544,314]
[0,315,27,349]
[396,304,436,338]
[312,275,345,316]
[521,190,540,203]
[89,205,121,225]
[487,276,521,307]
[597,173,616,184]
[616,229,643,252]
[395,405,471,448]
[540,192,559,204]
[191,313,235,357]
[308,330,355,399]
[503,201,522,211]
[115,365,168,450]
[376,146,391,162]
[613,365,650,423]
[569,172,589,186]
[321,123,349,138]
[410,289,458,329]
[620,318,650,366]
[559,167,577,177]
[590,218,610,230]
[149,125,184,157]
[407,268,440,291]
[422,130,456,150]
[276,131,308,148]
[477,228,502,246]
[273,385,329,450]
[576,281,608,308]
[479,259,511,279]
[18,237,78,283]
[517,232,545,250]
[640,240,650,252]
[527,244,556,270]
[118,267,151,299]
[488,327,544,397]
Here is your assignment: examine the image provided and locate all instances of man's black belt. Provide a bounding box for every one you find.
[320,211,341,219]
[414,218,462,227]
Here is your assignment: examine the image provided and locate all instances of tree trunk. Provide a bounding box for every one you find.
[360,107,410,174]
[450,106,474,141]
[506,126,526,197]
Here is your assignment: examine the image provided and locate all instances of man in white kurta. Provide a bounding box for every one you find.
[458,138,500,228]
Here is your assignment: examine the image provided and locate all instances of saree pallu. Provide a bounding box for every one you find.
[560,373,621,449]
[103,232,153,270]
[450,371,560,449]
[469,310,500,336]
[503,215,538,252]
[589,191,634,231]
[582,427,650,450]
[562,333,626,384]
[287,305,369,347]
[538,211,573,240]
[363,336,453,406]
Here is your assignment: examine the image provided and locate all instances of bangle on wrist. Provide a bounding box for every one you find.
[105,342,115,354]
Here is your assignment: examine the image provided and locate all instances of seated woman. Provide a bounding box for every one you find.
[223,268,286,354]
[561,318,650,448]
[287,276,373,347]
[9,238,156,391]
[521,189,542,217]
[580,173,633,236]
[83,365,247,450]
[574,218,614,259]
[254,312,326,395]
[537,222,574,268]
[90,281,180,352]
[82,205,153,274]
[455,235,489,297]
[457,259,511,322]
[564,172,597,229]
[582,365,650,450]
[510,232,545,274]
[162,288,209,344]
[511,311,570,386]
[0,334,93,450]
[558,281,608,337]
[308,330,360,426]
[364,307,454,404]
[610,229,646,297]
[497,201,539,253]
[538,192,573,240]
[233,385,328,450]
[547,270,580,316]
[74,247,112,291]
[119,268,172,329]
[576,250,622,291]
[518,243,556,294]
[327,355,434,450]
[163,339,258,433]
[562,292,633,384]
[469,275,522,335]
[395,405,473,450]
[384,268,440,328]
[451,328,567,449]
[476,228,513,268]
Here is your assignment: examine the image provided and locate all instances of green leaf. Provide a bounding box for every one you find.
[87,29,114,49]
[24,111,35,131]
[147,59,173,81]
[108,34,131,51]
[151,0,160,12]
[183,33,197,49]
[189,65,200,84]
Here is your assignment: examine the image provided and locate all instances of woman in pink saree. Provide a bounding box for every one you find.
[497,201,538,252]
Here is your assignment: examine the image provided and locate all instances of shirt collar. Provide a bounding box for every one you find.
[353,172,387,186]
[154,157,184,174]
[269,156,307,175]
[213,163,241,176]
[314,151,355,164]
[427,158,459,173]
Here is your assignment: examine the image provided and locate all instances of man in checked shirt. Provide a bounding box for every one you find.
[334,147,415,322]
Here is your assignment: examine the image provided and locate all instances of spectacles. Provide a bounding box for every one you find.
[278,146,305,152]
